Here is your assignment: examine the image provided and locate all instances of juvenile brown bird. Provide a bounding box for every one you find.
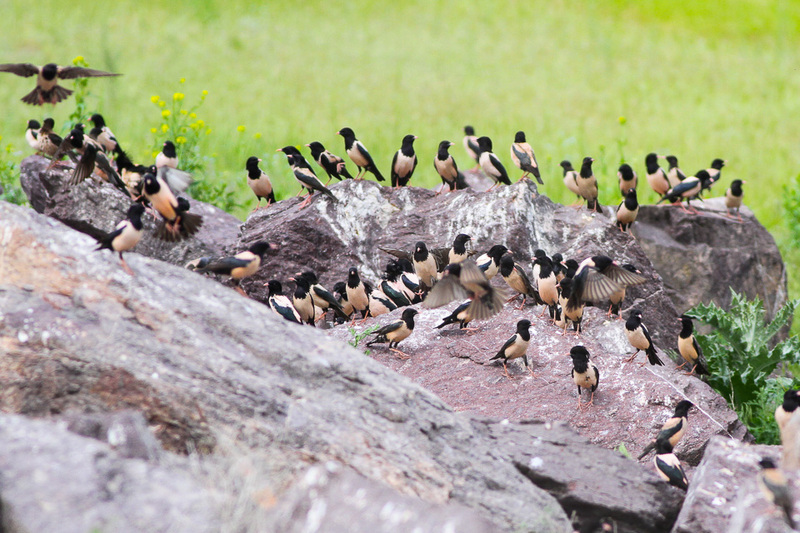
[577,157,600,212]
[638,400,694,459]
[489,320,533,378]
[423,259,506,320]
[624,309,663,365]
[618,163,638,196]
[510,131,543,184]
[653,438,688,490]
[677,315,708,376]
[365,308,419,358]
[196,241,274,297]
[569,345,599,410]
[758,457,796,529]
[725,179,746,221]
[616,188,639,233]
[94,203,145,276]
[245,156,275,209]
[0,62,120,105]
[390,134,418,188]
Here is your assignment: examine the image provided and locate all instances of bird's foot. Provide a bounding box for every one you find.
[624,352,639,363]
[390,348,411,360]
[298,196,313,209]
[234,286,249,298]
[120,259,135,276]
[675,361,688,370]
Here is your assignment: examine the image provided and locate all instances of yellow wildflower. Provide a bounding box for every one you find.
[162,110,171,118]
[173,92,184,101]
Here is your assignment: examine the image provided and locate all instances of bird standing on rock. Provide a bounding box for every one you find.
[365,308,419,359]
[725,179,746,221]
[306,141,353,183]
[657,172,705,213]
[298,271,349,322]
[390,134,418,188]
[616,188,639,233]
[245,156,275,209]
[89,113,118,153]
[701,158,726,193]
[510,131,543,184]
[434,301,474,331]
[637,400,693,460]
[556,277,583,335]
[561,160,582,204]
[94,203,145,276]
[665,155,687,188]
[337,127,385,181]
[618,163,637,196]
[758,458,797,529]
[653,438,689,490]
[489,320,533,378]
[569,346,599,410]
[290,275,317,325]
[31,118,62,157]
[463,125,481,169]
[478,136,511,189]
[285,153,337,209]
[266,280,302,324]
[499,254,538,310]
[476,244,508,280]
[677,315,708,376]
[645,153,670,196]
[434,140,465,193]
[196,241,274,297]
[624,310,663,366]
[577,157,600,212]
[0,62,120,105]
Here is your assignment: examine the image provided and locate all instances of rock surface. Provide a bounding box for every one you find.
[634,198,787,321]
[19,155,241,266]
[472,419,685,533]
[672,436,797,533]
[0,201,572,532]
[328,302,749,467]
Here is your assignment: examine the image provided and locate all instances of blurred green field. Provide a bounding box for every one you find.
[2,0,800,296]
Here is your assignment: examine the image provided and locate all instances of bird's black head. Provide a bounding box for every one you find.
[26,119,40,130]
[730,179,744,194]
[175,196,191,213]
[784,389,800,403]
[437,140,454,154]
[710,158,726,170]
[514,131,526,143]
[75,123,87,133]
[674,400,694,417]
[300,270,319,285]
[758,457,778,470]
[629,309,643,319]
[590,255,614,271]
[143,173,159,194]
[618,163,634,180]
[42,117,55,130]
[267,280,284,296]
[487,244,508,261]
[245,156,261,171]
[414,241,428,257]
[621,263,640,274]
[41,63,58,80]
[402,308,419,321]
[580,156,594,169]
[564,259,579,277]
[397,258,414,273]
[569,345,590,363]
[624,188,638,203]
[695,170,712,186]
[679,315,694,334]
[453,233,471,247]
[348,267,360,284]
[333,281,346,295]
[665,155,678,168]
[337,127,355,140]
[293,274,311,290]
[127,203,146,219]
[558,276,573,295]
[385,260,403,281]
[278,145,300,156]
[162,141,176,158]
[477,136,492,152]
[559,160,574,171]
[306,141,324,157]
[499,254,515,276]
[464,125,475,136]
[645,153,659,166]
[517,319,532,332]
[401,134,417,147]
[552,253,563,264]
[67,130,84,148]
[533,249,547,260]
[248,241,273,257]
[90,114,105,128]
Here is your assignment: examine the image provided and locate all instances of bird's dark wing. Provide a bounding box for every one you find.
[356,142,376,166]
[380,281,411,307]
[581,268,623,302]
[57,66,120,79]
[379,247,412,262]
[0,63,39,77]
[95,151,128,194]
[423,274,468,308]
[430,247,451,271]
[512,144,532,169]
[655,457,688,489]
[656,418,684,444]
[491,334,517,360]
[458,259,490,286]
[390,151,400,185]
[514,265,534,294]
[693,338,709,374]
[372,320,404,337]
[70,151,96,185]
[270,297,302,323]
[601,263,647,287]
[591,364,600,392]
[200,256,251,275]
[467,138,480,158]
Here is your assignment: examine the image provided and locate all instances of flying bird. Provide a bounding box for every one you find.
[423,259,506,321]
[0,62,120,105]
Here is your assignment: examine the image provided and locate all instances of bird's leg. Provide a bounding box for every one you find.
[576,394,583,411]
[675,361,688,370]
[606,304,613,317]
[517,298,526,311]
[538,306,548,318]
[624,350,640,363]
[502,363,514,380]
[234,286,249,298]
[584,391,596,409]
[683,365,698,376]
[390,348,411,360]
[296,187,305,197]
[119,254,135,276]
[298,193,313,209]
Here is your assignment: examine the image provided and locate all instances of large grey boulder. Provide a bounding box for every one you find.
[0,201,571,532]
[19,154,241,266]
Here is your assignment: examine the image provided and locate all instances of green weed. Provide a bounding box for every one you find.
[348,324,380,352]
[0,140,27,206]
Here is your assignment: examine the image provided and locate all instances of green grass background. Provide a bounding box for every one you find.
[2,0,800,295]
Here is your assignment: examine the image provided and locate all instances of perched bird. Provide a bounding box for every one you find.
[299,271,349,322]
[380,234,472,275]
[155,140,178,169]
[567,256,647,311]
[366,282,397,318]
[50,127,91,164]
[618,164,638,196]
[24,119,41,149]
[290,275,317,325]
[434,301,473,330]
[266,280,302,324]
[489,320,533,378]
[657,172,705,213]
[725,179,746,221]
[434,140,465,193]
[653,438,688,490]
[447,233,472,264]
[69,142,126,194]
[616,188,639,233]
[198,241,273,297]
[384,259,422,305]
[563,259,580,280]
[94,203,145,276]
[637,400,694,460]
[607,263,641,317]
[346,267,371,322]
[624,309,664,365]
[677,315,708,376]
[423,259,506,320]
[510,131,543,184]
[533,255,560,319]
[475,244,508,280]
[551,253,566,282]
[286,153,337,209]
[561,160,582,204]
[477,136,511,189]
[276,145,315,171]
[89,113,118,153]
[380,276,412,308]
[306,141,353,183]
[332,281,355,321]
[758,458,796,529]
[413,241,438,289]
[701,158,726,192]
[500,254,538,310]
[390,134,418,188]
[577,156,600,212]
[665,155,687,188]
[556,277,583,335]
[337,127,385,181]
[463,125,481,169]
[31,117,62,157]
[0,62,120,105]
[569,346,599,410]
[142,170,204,241]
[775,390,800,434]
[114,148,150,198]
[365,308,419,358]
[645,153,670,196]
[245,156,275,209]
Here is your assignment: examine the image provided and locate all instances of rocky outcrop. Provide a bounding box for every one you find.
[635,199,787,321]
[671,437,795,533]
[19,155,241,266]
[0,201,572,532]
